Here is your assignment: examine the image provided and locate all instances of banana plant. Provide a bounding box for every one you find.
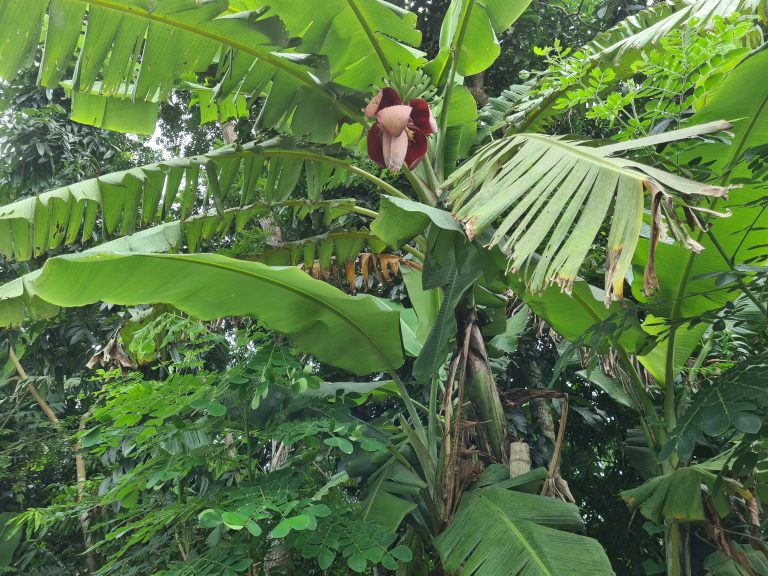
[0,0,766,573]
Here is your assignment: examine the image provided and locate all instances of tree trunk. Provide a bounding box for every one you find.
[262,441,290,575]
[9,347,98,573]
[465,323,509,463]
[529,369,560,473]
[466,72,489,107]
[77,414,98,574]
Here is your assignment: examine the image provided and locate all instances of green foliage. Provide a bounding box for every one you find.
[0,70,155,203]
[550,15,758,139]
[290,518,413,573]
[435,469,614,575]
[443,126,730,297]
[662,351,768,462]
[7,320,414,574]
[479,0,766,135]
[26,252,405,375]
[621,464,749,524]
[1,0,767,574]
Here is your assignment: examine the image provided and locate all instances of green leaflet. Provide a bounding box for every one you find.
[691,47,768,158]
[192,88,249,125]
[661,351,768,461]
[481,0,764,134]
[27,253,405,375]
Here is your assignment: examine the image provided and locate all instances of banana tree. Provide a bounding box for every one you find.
[0,0,766,573]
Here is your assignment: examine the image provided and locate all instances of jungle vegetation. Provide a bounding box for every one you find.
[0,0,766,574]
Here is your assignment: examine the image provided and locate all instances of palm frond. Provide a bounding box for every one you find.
[0,138,354,262]
[434,478,614,575]
[0,0,423,137]
[588,0,765,66]
[442,123,732,301]
[0,197,361,326]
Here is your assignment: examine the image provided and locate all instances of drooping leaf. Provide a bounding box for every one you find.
[444,127,730,299]
[372,196,464,248]
[65,83,160,135]
[0,196,363,326]
[622,464,747,524]
[0,139,352,262]
[26,253,404,375]
[435,484,614,576]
